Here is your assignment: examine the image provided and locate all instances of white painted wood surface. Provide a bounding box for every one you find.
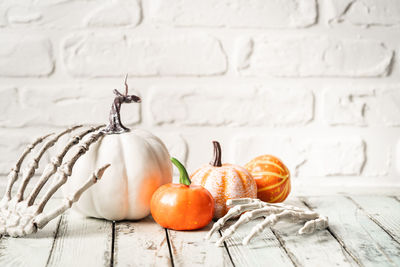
[305,196,400,267]
[221,218,294,267]
[274,199,357,267]
[0,196,399,267]
[0,200,60,267]
[113,216,171,267]
[350,196,400,243]
[168,222,232,267]
[46,210,113,267]
[0,217,59,267]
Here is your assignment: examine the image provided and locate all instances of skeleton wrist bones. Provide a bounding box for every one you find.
[0,125,110,237]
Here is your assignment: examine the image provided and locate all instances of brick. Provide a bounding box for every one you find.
[2,1,64,27]
[0,87,19,126]
[323,88,400,127]
[233,135,366,176]
[323,88,375,126]
[84,0,141,27]
[362,140,390,176]
[150,0,316,28]
[0,35,54,77]
[0,87,140,127]
[327,0,400,26]
[63,33,227,77]
[149,86,313,126]
[7,6,42,24]
[1,0,141,28]
[377,89,400,126]
[0,129,53,175]
[299,137,366,176]
[0,131,32,174]
[236,37,393,77]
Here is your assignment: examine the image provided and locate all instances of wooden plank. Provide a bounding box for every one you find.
[304,196,400,267]
[271,199,357,267]
[167,222,233,267]
[220,218,294,267]
[113,216,171,267]
[0,200,60,267]
[46,210,112,267]
[350,196,400,243]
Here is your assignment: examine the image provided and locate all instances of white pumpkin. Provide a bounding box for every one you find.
[63,78,172,220]
[63,129,172,220]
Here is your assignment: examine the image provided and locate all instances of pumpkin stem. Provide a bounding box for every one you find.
[102,74,141,135]
[171,157,191,186]
[210,141,222,167]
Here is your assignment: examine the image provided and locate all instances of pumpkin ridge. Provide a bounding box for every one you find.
[221,168,228,216]
[118,134,131,220]
[269,182,289,202]
[257,175,289,192]
[200,167,213,186]
[275,186,287,202]
[190,168,200,179]
[253,160,285,172]
[232,167,247,192]
[89,136,102,218]
[252,171,288,179]
[145,135,166,189]
[148,132,173,184]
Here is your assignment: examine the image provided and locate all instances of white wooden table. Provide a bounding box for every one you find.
[0,196,399,267]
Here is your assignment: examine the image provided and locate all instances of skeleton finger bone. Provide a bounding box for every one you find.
[242,209,322,245]
[1,132,54,205]
[34,164,110,230]
[215,206,284,246]
[208,198,329,246]
[15,125,83,202]
[36,130,105,213]
[299,216,329,234]
[26,125,104,206]
[205,199,264,240]
[243,210,296,245]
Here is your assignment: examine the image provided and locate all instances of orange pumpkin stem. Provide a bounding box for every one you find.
[210,141,222,167]
[103,74,141,135]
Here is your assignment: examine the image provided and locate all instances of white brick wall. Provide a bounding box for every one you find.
[0,0,399,195]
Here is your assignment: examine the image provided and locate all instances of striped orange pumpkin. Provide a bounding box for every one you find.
[191,141,257,219]
[244,155,291,203]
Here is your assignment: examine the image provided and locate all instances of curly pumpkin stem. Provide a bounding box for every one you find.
[171,157,191,186]
[210,141,222,167]
[103,74,141,135]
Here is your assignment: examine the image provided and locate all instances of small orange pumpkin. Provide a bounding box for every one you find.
[151,158,214,230]
[245,155,291,203]
[191,141,257,219]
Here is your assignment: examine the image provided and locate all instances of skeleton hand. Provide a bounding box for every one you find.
[0,125,110,237]
[206,198,328,246]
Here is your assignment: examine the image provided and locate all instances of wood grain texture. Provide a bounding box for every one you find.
[167,222,233,267]
[349,196,400,243]
[220,217,294,267]
[113,216,171,267]
[46,210,112,267]
[272,199,357,266]
[0,195,400,267]
[304,196,400,267]
[0,200,60,267]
